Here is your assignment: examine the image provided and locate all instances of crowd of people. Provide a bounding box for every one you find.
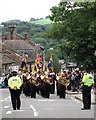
[1,67,96,110]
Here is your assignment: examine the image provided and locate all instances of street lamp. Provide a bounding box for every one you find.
[94,51,96,56]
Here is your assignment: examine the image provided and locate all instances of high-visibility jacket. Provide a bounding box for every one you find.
[8,76,22,89]
[17,75,23,84]
[82,73,94,87]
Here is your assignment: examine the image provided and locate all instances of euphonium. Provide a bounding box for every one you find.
[43,76,53,85]
[30,77,39,86]
[58,77,70,86]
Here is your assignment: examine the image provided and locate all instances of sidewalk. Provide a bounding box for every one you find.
[66,90,96,104]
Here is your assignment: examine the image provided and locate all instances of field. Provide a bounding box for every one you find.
[30,18,53,25]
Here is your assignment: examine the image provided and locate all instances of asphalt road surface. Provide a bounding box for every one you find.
[0,88,95,119]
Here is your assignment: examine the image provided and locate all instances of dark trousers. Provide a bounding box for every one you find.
[82,85,92,109]
[9,88,21,109]
[23,82,30,96]
[58,84,66,99]
[50,82,55,94]
[44,83,50,98]
[30,84,36,98]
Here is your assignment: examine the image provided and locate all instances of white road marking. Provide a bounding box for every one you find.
[1,96,10,102]
[6,109,25,115]
[70,96,81,103]
[30,105,38,117]
[6,111,12,115]
[4,106,10,109]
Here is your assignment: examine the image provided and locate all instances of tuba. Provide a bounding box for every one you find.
[43,76,53,85]
[58,77,70,86]
[30,77,39,86]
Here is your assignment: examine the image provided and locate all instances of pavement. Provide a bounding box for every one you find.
[66,90,96,104]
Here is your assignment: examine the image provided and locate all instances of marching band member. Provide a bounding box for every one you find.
[48,69,56,94]
[43,71,53,98]
[56,71,70,99]
[37,71,45,97]
[29,72,39,98]
[23,72,30,97]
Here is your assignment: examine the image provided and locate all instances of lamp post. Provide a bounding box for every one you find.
[94,51,96,57]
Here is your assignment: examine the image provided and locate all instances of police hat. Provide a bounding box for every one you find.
[11,71,17,76]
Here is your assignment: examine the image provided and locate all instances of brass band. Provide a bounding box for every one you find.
[43,76,53,85]
[30,77,39,86]
[58,77,70,86]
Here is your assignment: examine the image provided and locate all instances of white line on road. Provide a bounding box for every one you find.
[4,106,10,109]
[70,96,81,103]
[30,105,38,117]
[1,96,10,102]
[6,111,12,115]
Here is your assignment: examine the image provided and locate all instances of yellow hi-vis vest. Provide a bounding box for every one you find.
[82,73,94,87]
[8,76,22,89]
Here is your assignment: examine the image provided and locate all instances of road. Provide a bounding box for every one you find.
[0,88,95,119]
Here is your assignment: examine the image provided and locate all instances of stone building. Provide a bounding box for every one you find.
[0,25,41,75]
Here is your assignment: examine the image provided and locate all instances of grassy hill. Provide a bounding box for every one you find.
[29,18,52,25]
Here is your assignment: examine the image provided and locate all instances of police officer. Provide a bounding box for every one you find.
[81,67,94,110]
[8,71,22,110]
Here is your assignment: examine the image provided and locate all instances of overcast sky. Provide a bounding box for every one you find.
[0,0,60,23]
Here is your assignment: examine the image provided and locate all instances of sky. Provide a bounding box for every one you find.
[0,0,60,23]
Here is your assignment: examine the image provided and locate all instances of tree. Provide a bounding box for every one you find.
[48,1,96,69]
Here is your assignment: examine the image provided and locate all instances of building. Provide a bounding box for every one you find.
[0,25,41,75]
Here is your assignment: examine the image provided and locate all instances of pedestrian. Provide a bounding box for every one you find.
[81,67,94,110]
[8,71,22,110]
[4,77,8,88]
[75,68,81,92]
[70,71,76,92]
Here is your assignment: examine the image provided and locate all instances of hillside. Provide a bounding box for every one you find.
[29,18,52,25]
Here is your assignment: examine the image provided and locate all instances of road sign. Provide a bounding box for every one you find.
[67,62,77,68]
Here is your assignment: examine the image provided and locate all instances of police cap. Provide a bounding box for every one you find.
[11,71,17,76]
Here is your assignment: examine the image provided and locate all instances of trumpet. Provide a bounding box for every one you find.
[30,77,39,86]
[58,77,70,86]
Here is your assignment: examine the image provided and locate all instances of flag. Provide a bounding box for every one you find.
[47,53,53,71]
[21,55,27,72]
[34,53,43,72]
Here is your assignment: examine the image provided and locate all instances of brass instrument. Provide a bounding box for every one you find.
[43,76,53,85]
[58,77,70,86]
[30,77,39,86]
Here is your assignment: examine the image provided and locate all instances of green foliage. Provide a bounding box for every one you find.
[32,37,47,46]
[30,18,52,25]
[48,1,96,69]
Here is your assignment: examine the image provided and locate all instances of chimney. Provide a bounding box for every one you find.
[24,33,28,40]
[9,25,17,40]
